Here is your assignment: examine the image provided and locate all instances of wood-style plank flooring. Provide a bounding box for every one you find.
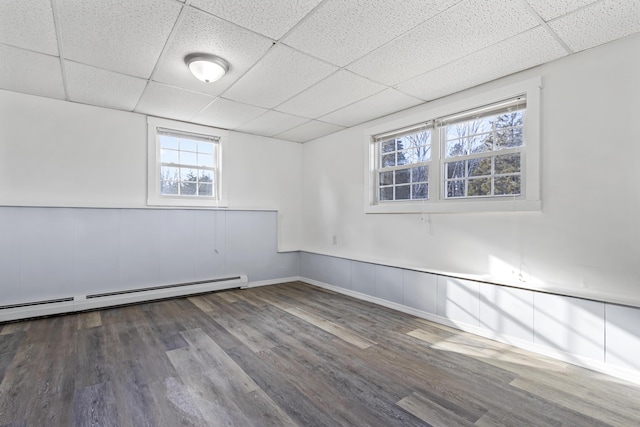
[1,281,640,426]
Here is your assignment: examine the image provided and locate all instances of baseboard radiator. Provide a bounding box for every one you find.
[0,274,248,323]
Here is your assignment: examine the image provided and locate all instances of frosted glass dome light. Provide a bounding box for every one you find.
[185,54,229,83]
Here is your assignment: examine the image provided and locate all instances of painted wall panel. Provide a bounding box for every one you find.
[479,284,534,342]
[193,210,226,280]
[19,208,75,300]
[0,207,22,304]
[119,209,162,289]
[74,208,121,294]
[437,276,480,326]
[351,261,376,296]
[605,304,640,372]
[533,293,605,361]
[403,270,437,314]
[328,256,352,290]
[300,252,327,283]
[159,209,197,285]
[375,265,403,304]
[225,210,297,281]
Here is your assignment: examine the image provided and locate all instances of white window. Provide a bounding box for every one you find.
[441,98,525,199]
[365,78,541,214]
[148,117,228,207]
[374,123,432,202]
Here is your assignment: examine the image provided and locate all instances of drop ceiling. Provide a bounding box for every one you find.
[1,0,639,142]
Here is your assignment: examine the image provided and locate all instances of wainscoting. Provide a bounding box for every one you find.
[0,207,299,320]
[300,252,640,384]
[1,206,639,384]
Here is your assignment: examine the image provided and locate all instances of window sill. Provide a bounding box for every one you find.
[147,195,228,208]
[365,198,541,214]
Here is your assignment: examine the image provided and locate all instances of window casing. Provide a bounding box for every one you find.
[148,117,228,207]
[365,78,541,213]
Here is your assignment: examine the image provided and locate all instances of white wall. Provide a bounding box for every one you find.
[301,33,640,307]
[0,89,302,250]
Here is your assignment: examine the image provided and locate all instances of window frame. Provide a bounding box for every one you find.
[364,78,541,214]
[147,117,228,207]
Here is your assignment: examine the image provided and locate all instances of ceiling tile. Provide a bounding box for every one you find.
[320,89,424,127]
[525,0,599,21]
[274,120,345,143]
[0,0,58,55]
[282,0,462,66]
[57,0,181,78]
[153,7,274,97]
[190,0,323,39]
[64,61,147,111]
[223,44,337,109]
[548,0,640,52]
[191,98,267,129]
[397,27,567,101]
[0,45,65,100]
[348,0,540,86]
[276,70,386,118]
[134,82,215,122]
[235,111,309,137]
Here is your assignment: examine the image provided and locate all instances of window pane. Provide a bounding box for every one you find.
[198,169,213,183]
[380,187,393,201]
[446,180,465,198]
[446,161,465,179]
[402,149,417,164]
[160,180,178,195]
[381,140,395,153]
[180,168,197,182]
[445,139,467,158]
[198,153,214,168]
[495,153,521,174]
[197,141,214,154]
[495,176,521,195]
[382,153,395,167]
[396,151,409,166]
[495,127,523,149]
[495,111,524,129]
[447,123,469,140]
[395,169,410,184]
[161,166,179,182]
[412,183,428,199]
[160,136,178,149]
[180,151,197,166]
[468,157,491,177]
[179,139,197,152]
[396,185,410,200]
[198,182,213,197]
[469,133,493,154]
[402,130,431,149]
[415,145,431,162]
[473,117,493,134]
[180,181,197,195]
[468,177,491,196]
[160,149,179,164]
[411,166,428,183]
[379,171,393,186]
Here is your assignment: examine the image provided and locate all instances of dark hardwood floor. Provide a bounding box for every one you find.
[1,281,639,426]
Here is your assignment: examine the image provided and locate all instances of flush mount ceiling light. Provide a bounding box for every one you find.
[185,53,229,83]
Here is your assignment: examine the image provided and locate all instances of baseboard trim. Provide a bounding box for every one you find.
[300,277,640,386]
